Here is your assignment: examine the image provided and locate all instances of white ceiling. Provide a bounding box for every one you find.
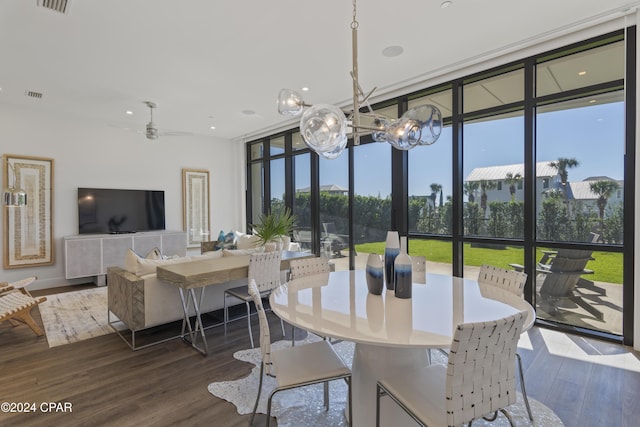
[0,0,637,142]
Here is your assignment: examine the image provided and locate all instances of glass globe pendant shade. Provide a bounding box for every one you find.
[385,118,421,150]
[402,104,442,145]
[299,104,348,154]
[277,89,305,116]
[371,117,389,142]
[3,187,27,206]
[319,135,348,159]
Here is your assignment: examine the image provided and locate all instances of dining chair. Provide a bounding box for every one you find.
[287,255,332,343]
[289,256,331,280]
[247,279,352,427]
[376,311,527,427]
[223,251,285,348]
[477,264,533,421]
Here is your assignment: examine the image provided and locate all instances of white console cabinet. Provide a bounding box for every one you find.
[64,230,187,284]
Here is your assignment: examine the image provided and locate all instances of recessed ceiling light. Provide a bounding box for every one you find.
[210,126,216,130]
[242,110,256,116]
[441,1,453,8]
[382,45,404,58]
[301,87,309,92]
[578,71,587,76]
[125,110,133,115]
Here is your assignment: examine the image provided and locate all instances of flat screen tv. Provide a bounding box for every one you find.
[78,188,165,234]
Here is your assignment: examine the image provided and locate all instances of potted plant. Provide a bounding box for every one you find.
[253,208,296,251]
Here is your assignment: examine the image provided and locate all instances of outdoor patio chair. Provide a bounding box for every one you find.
[321,223,349,258]
[292,228,312,252]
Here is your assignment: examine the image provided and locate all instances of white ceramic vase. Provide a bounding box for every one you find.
[394,236,412,299]
[365,253,384,295]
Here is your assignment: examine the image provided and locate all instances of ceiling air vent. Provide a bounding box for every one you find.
[25,90,43,99]
[37,0,70,14]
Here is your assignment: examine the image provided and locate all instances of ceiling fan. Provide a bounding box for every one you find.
[143,101,192,140]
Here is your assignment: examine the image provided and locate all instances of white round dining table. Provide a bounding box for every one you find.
[270,269,535,427]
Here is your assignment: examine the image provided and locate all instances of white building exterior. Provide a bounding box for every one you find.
[465,162,623,216]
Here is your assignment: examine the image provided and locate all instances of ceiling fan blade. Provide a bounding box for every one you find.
[158,130,194,137]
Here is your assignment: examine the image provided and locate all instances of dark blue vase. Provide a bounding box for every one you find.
[384,231,400,290]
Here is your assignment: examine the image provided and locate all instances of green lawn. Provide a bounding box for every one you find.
[355,240,623,284]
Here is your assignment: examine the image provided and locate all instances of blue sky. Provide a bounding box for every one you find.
[276,101,624,200]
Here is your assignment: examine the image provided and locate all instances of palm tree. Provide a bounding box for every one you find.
[504,172,522,202]
[479,180,497,217]
[464,181,479,203]
[589,180,620,220]
[429,183,442,208]
[548,157,579,200]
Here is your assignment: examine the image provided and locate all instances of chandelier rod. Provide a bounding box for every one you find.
[351,0,361,146]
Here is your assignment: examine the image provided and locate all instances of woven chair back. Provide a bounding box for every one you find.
[477,264,527,297]
[289,256,330,280]
[248,251,282,294]
[446,311,526,426]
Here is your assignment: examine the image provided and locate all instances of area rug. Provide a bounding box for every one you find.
[208,339,564,426]
[38,287,114,348]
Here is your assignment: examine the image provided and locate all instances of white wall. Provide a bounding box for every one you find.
[0,104,245,290]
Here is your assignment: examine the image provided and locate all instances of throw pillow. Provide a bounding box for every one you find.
[124,247,163,273]
[216,230,237,250]
[135,256,189,276]
[146,247,162,260]
[235,231,261,250]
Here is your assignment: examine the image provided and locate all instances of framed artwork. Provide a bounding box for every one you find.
[182,168,210,248]
[3,154,54,268]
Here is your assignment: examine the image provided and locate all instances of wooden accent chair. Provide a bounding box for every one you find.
[0,277,47,337]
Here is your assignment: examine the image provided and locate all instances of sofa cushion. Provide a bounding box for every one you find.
[223,247,264,256]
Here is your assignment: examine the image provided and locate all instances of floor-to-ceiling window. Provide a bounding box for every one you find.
[245,28,634,343]
[407,90,454,274]
[319,147,350,270]
[534,38,626,336]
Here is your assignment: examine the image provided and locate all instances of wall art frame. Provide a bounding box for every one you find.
[3,154,55,268]
[182,168,210,248]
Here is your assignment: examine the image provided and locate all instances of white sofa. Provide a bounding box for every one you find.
[107,240,292,350]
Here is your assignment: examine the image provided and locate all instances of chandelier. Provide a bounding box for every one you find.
[277,0,442,159]
[2,160,27,207]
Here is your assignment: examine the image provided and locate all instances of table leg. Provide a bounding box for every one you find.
[178,287,209,356]
[350,343,429,427]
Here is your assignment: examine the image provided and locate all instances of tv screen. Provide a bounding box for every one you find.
[78,188,165,234]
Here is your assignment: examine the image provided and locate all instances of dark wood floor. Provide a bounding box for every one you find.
[2,286,639,427]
